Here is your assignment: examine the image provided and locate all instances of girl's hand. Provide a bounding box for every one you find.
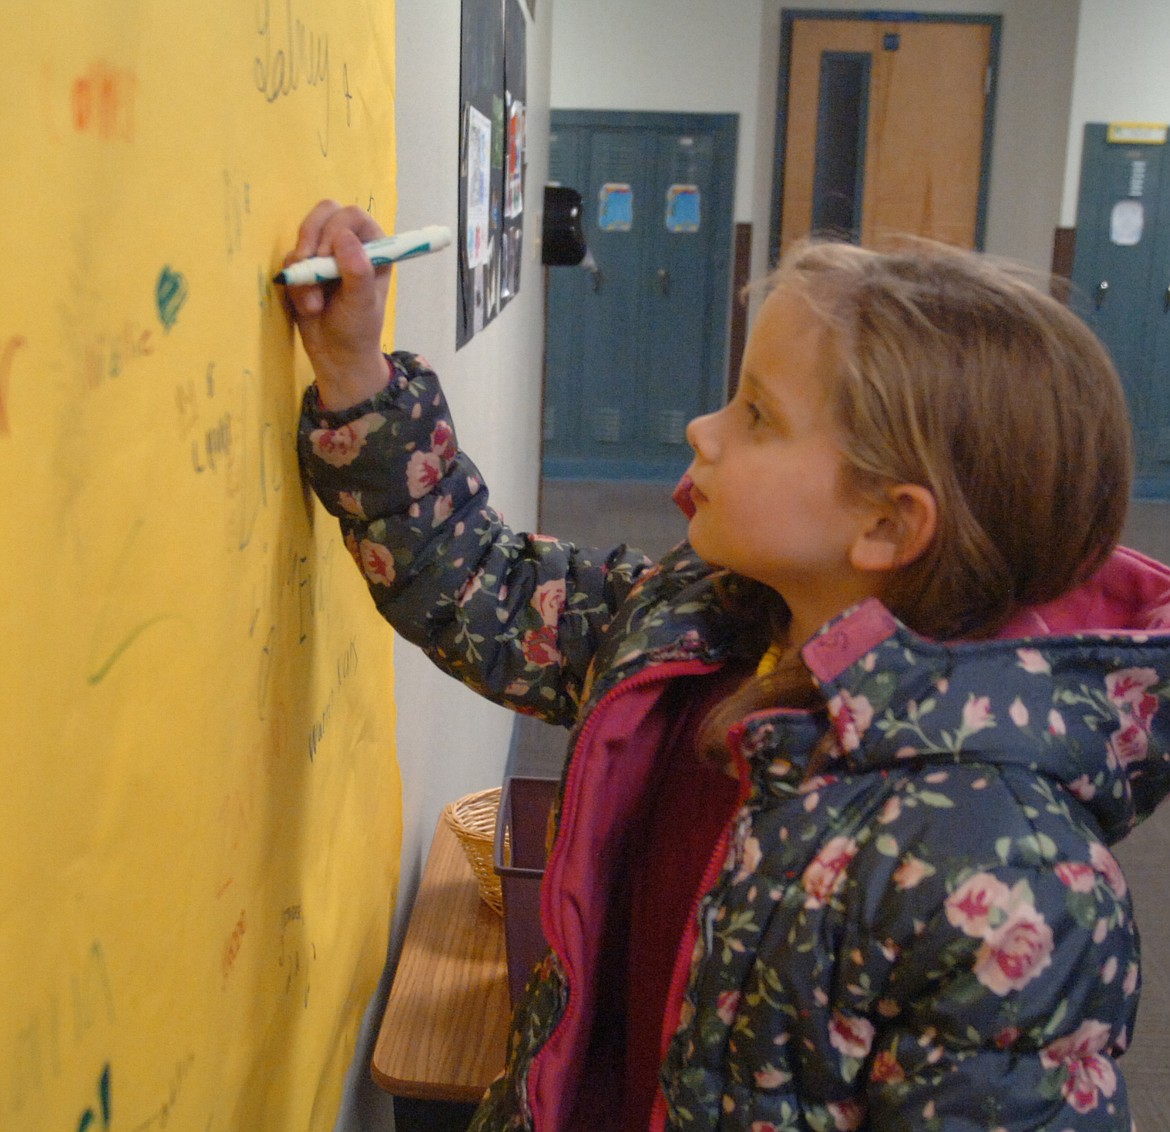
[283,199,392,411]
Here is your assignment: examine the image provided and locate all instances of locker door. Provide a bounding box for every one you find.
[641,129,731,471]
[578,126,657,460]
[1145,142,1170,494]
[1071,123,1170,495]
[1146,287,1170,492]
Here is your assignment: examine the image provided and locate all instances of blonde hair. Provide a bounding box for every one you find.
[700,238,1134,761]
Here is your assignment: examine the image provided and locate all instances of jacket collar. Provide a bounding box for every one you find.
[794,587,1170,843]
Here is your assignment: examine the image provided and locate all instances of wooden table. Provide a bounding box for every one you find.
[372,815,512,1102]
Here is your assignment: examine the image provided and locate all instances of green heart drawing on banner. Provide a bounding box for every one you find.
[156,265,188,332]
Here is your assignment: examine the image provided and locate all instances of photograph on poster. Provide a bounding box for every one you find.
[466,104,492,267]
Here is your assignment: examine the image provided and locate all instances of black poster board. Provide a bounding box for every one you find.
[457,0,528,347]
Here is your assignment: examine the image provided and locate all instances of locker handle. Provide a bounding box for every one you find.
[657,268,671,296]
[1164,284,1170,313]
[1094,280,1109,310]
[588,265,602,293]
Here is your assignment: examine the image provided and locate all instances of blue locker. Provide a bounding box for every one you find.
[1071,122,1170,498]
[544,111,737,481]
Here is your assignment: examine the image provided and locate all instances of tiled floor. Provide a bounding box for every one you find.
[517,484,1170,1128]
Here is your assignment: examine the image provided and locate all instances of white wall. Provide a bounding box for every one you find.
[336,2,553,1128]
[1062,0,1170,225]
[391,0,549,890]
[550,0,765,221]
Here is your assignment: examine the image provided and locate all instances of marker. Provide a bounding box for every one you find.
[273,224,452,285]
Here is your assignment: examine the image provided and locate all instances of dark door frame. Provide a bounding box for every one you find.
[769,8,1002,264]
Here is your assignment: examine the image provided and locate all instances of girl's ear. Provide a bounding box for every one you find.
[849,484,937,573]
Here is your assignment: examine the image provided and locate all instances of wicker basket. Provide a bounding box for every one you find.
[443,787,505,914]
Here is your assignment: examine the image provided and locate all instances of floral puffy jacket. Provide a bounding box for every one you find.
[298,353,1170,1132]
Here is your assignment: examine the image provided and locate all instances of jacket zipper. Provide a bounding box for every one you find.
[527,656,723,1130]
[648,721,751,1132]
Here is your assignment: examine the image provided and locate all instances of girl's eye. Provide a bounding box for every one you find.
[745,401,764,427]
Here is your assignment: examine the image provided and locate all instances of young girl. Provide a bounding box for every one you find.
[285,201,1170,1132]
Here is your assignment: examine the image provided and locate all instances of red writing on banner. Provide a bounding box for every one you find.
[72,62,136,141]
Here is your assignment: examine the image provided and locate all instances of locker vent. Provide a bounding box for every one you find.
[593,407,622,444]
[657,409,687,446]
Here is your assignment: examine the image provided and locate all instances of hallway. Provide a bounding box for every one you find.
[515,483,1170,1128]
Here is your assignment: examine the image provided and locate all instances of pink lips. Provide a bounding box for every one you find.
[672,475,698,519]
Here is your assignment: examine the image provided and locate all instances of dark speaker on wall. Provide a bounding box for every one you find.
[542,185,587,266]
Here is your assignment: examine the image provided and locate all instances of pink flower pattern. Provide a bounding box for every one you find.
[405,449,443,499]
[521,626,560,667]
[1090,842,1127,898]
[828,1011,875,1059]
[1055,861,1097,893]
[715,989,741,1024]
[1041,1020,1118,1113]
[359,540,395,587]
[961,694,995,733]
[802,836,858,908]
[309,412,384,468]
[530,579,566,628]
[430,418,457,460]
[973,899,1054,995]
[827,1097,866,1130]
[827,690,874,752]
[946,873,1012,938]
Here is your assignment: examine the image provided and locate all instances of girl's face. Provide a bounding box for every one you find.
[684,287,885,640]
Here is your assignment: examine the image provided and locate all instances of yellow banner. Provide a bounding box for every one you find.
[0,2,401,1128]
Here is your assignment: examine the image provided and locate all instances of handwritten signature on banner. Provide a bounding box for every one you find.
[253,0,332,155]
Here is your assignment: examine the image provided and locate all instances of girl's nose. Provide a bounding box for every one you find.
[686,409,720,459]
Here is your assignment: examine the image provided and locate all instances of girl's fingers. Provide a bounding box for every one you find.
[332,228,375,282]
[283,201,386,323]
[321,205,384,252]
[289,199,385,269]
[294,198,342,260]
[292,284,326,316]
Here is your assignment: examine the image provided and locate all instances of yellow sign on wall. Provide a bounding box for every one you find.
[0,2,401,1128]
[1107,121,1169,145]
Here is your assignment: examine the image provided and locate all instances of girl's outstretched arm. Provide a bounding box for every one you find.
[298,351,653,726]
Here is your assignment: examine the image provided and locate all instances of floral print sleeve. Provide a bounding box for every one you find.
[296,352,653,725]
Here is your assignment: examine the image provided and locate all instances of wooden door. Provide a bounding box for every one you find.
[775,15,998,253]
